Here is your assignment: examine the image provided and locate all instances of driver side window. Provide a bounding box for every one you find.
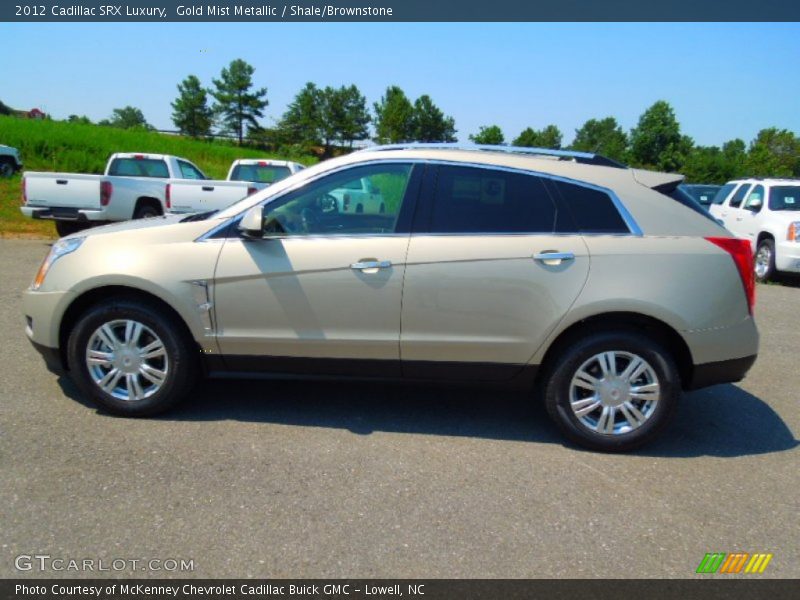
[261,163,414,236]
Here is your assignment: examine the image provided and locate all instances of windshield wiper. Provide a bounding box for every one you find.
[180,210,218,222]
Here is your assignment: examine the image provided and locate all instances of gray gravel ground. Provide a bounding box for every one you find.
[0,239,797,578]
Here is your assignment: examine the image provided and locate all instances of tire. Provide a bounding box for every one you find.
[55,221,88,237]
[67,298,198,417]
[0,159,14,178]
[543,331,679,452]
[134,204,161,219]
[754,238,776,283]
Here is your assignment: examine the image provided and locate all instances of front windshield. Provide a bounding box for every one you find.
[768,186,800,211]
[213,156,360,220]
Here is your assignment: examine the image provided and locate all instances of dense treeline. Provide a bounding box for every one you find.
[44,58,800,183]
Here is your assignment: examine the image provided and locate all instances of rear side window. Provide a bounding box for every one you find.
[769,186,800,211]
[429,166,556,234]
[711,183,736,204]
[551,180,629,233]
[728,184,751,208]
[178,160,206,180]
[108,158,169,178]
[231,164,292,184]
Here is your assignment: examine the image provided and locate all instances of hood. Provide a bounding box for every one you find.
[70,214,187,238]
[63,213,228,245]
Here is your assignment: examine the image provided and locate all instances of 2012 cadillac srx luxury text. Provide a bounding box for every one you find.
[23,145,759,451]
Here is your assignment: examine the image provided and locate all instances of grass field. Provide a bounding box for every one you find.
[0,117,315,238]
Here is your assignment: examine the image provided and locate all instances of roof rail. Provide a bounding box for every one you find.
[359,143,627,169]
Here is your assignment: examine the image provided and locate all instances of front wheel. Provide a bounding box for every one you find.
[543,331,679,452]
[67,299,198,416]
[754,239,776,283]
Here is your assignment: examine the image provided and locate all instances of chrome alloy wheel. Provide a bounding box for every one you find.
[85,319,169,401]
[755,244,772,279]
[568,351,660,435]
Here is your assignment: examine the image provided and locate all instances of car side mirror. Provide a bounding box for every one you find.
[747,198,763,211]
[238,205,264,238]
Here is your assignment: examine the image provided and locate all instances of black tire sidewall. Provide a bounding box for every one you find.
[134,206,160,219]
[756,239,775,282]
[544,331,679,452]
[67,300,196,416]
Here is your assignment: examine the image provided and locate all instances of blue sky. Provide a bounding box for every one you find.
[2,22,798,146]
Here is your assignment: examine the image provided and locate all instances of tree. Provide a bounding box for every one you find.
[681,139,749,184]
[67,114,92,125]
[211,58,268,144]
[319,86,345,155]
[107,106,152,130]
[0,100,14,116]
[469,125,505,145]
[337,85,371,148]
[513,125,563,149]
[373,86,414,144]
[745,128,800,178]
[411,95,456,142]
[278,82,324,147]
[171,74,213,137]
[571,117,628,162]
[629,100,692,171]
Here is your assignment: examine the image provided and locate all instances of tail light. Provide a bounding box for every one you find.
[247,186,257,196]
[21,177,27,205]
[706,237,755,315]
[100,181,113,206]
[134,154,145,160]
[258,161,268,166]
[165,183,171,209]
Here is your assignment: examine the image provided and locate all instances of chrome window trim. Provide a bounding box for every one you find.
[196,157,643,242]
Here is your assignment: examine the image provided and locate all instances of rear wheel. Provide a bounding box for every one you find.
[0,158,14,178]
[754,238,776,283]
[543,331,679,452]
[67,299,198,416]
[134,204,161,219]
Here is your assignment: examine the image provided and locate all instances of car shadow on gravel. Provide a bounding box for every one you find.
[56,372,796,459]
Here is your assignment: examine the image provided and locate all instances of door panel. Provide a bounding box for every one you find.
[401,234,590,379]
[213,236,409,374]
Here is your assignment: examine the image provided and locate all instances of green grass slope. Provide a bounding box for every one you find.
[0,116,315,237]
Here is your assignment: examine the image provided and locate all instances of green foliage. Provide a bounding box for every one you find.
[107,106,152,130]
[278,82,324,149]
[744,128,800,178]
[373,86,415,143]
[67,114,92,125]
[513,125,562,149]
[571,117,628,162]
[211,58,268,144]
[0,100,14,116]
[469,125,505,145]
[629,100,692,171]
[171,74,213,138]
[336,84,371,148]
[411,95,457,142]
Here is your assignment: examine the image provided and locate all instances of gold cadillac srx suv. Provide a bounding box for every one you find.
[23,145,759,451]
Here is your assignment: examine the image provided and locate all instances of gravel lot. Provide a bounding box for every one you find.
[0,239,797,578]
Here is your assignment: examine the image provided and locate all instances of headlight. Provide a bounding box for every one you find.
[31,236,85,290]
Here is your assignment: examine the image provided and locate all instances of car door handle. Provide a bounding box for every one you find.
[351,260,392,270]
[202,186,214,192]
[56,179,68,185]
[534,251,575,265]
[736,217,743,221]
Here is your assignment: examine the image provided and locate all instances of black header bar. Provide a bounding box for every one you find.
[3,1,800,22]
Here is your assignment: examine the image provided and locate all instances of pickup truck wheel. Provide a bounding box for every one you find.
[67,299,198,417]
[0,159,14,178]
[55,221,87,237]
[754,239,776,282]
[134,205,161,219]
[543,331,679,452]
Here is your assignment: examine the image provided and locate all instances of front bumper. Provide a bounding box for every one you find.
[23,289,75,371]
[775,241,800,273]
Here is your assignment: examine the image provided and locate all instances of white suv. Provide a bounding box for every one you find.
[709,179,800,281]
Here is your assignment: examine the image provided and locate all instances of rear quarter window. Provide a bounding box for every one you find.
[711,183,736,205]
[551,180,629,233]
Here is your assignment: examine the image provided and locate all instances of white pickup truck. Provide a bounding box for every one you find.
[21,153,209,236]
[166,158,305,215]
